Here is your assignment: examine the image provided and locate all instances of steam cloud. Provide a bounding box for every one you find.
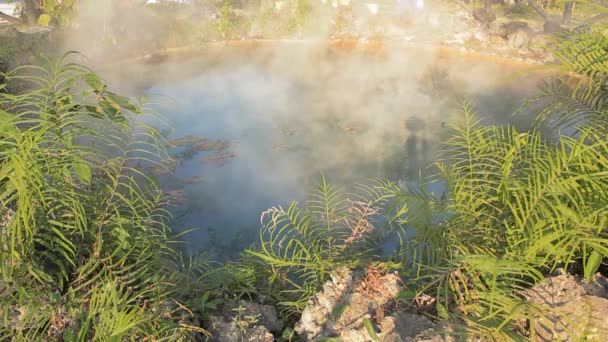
[60,1,541,257]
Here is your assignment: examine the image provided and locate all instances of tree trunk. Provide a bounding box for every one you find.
[22,0,41,25]
[485,0,492,11]
[563,1,574,24]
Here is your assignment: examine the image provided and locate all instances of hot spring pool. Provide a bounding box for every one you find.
[102,41,543,257]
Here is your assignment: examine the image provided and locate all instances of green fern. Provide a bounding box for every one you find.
[382,100,608,337]
[526,30,608,133]
[0,54,198,340]
[247,176,388,316]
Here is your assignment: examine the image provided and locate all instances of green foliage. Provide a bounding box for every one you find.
[528,30,608,132]
[363,317,379,341]
[39,0,78,28]
[217,2,237,40]
[376,24,608,340]
[247,177,387,316]
[0,54,196,340]
[286,0,312,34]
[380,93,608,337]
[376,25,608,338]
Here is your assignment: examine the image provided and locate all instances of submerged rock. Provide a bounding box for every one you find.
[522,270,608,341]
[295,266,446,341]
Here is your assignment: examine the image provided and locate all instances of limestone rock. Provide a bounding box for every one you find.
[206,300,283,342]
[543,20,564,34]
[207,316,274,342]
[295,267,354,340]
[523,270,608,341]
[295,266,446,341]
[472,9,496,25]
[487,21,536,49]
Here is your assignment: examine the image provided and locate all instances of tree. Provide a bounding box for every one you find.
[563,1,575,24]
[22,0,42,24]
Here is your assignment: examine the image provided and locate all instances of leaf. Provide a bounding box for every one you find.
[436,302,449,320]
[72,158,92,184]
[0,109,16,135]
[395,290,418,301]
[281,327,295,340]
[584,250,603,282]
[331,304,349,320]
[84,72,105,92]
[106,92,139,113]
[363,317,379,341]
[38,14,52,27]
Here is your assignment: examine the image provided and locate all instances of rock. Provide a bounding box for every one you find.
[295,267,354,340]
[472,9,496,25]
[488,21,535,49]
[489,21,529,38]
[206,300,282,342]
[526,34,554,62]
[295,266,446,341]
[231,300,283,333]
[543,20,564,34]
[473,29,489,43]
[379,313,444,342]
[508,29,530,49]
[522,270,608,341]
[207,316,274,342]
[0,25,50,71]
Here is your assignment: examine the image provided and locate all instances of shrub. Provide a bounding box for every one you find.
[0,54,196,340]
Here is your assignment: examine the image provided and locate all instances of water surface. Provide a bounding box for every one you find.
[104,43,541,257]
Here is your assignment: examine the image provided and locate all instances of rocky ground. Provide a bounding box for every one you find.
[439,9,557,65]
[295,266,446,342]
[200,267,608,341]
[202,266,448,342]
[523,270,608,341]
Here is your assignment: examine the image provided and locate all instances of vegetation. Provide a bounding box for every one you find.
[379,99,607,338]
[246,10,608,341]
[0,54,200,340]
[246,177,389,316]
[0,0,607,341]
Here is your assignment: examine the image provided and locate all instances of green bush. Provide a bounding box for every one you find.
[379,29,608,339]
[380,99,607,338]
[0,54,196,340]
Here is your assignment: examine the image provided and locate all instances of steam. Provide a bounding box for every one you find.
[58,2,541,256]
